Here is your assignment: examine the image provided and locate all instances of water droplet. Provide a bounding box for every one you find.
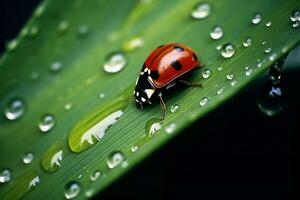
[265,21,272,27]
[64,103,72,110]
[191,2,211,19]
[226,73,234,80]
[50,61,63,72]
[7,39,18,52]
[123,37,144,52]
[64,181,81,199]
[199,97,210,106]
[77,25,90,37]
[39,114,55,132]
[90,170,101,182]
[42,143,64,173]
[103,52,127,73]
[262,41,267,45]
[202,68,212,79]
[217,87,224,95]
[243,37,252,47]
[257,83,287,116]
[216,45,222,50]
[230,80,237,86]
[217,66,223,71]
[0,169,11,184]
[106,151,125,169]
[221,43,235,58]
[29,26,39,37]
[244,66,253,76]
[69,109,124,152]
[210,26,223,40]
[251,13,262,24]
[58,20,69,33]
[28,176,39,189]
[290,10,300,21]
[165,123,176,134]
[34,3,46,18]
[5,98,26,120]
[269,53,277,61]
[85,189,94,198]
[21,27,29,37]
[23,152,34,164]
[99,93,105,99]
[121,161,129,168]
[145,118,162,136]
[170,104,180,113]
[77,174,83,179]
[130,145,139,152]
[292,21,300,28]
[264,47,272,54]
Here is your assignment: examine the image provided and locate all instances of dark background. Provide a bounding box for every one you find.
[0,1,297,199]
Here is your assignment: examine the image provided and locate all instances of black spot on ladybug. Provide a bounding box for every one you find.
[171,60,182,70]
[192,53,198,61]
[157,45,164,48]
[150,70,160,80]
[174,46,184,52]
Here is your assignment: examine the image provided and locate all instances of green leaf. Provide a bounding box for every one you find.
[0,0,299,199]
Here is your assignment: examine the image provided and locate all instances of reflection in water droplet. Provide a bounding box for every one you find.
[191,2,211,19]
[123,37,144,51]
[145,118,162,136]
[216,45,222,51]
[77,174,83,179]
[69,110,124,152]
[58,20,69,33]
[170,104,180,113]
[90,170,101,182]
[264,47,272,54]
[7,39,18,52]
[106,151,125,169]
[244,66,253,76]
[200,97,210,106]
[165,123,176,134]
[64,181,81,199]
[202,68,212,79]
[77,25,90,37]
[226,73,234,80]
[257,82,287,116]
[23,152,34,165]
[210,26,223,40]
[290,10,300,28]
[39,114,55,132]
[251,13,262,24]
[28,176,39,189]
[103,53,127,73]
[50,61,63,72]
[130,145,139,152]
[0,169,11,183]
[5,98,26,120]
[243,37,252,47]
[42,143,64,173]
[221,43,235,58]
[262,41,267,45]
[29,26,39,37]
[265,21,272,27]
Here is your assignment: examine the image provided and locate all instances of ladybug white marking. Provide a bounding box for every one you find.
[144,89,154,98]
[141,97,146,102]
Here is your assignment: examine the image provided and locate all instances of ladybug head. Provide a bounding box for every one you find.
[134,75,155,109]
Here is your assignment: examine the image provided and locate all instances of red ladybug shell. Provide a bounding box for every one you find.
[144,43,199,88]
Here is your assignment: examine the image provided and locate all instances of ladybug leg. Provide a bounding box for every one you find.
[178,80,202,87]
[158,92,167,119]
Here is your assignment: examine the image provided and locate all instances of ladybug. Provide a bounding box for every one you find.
[134,43,201,118]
